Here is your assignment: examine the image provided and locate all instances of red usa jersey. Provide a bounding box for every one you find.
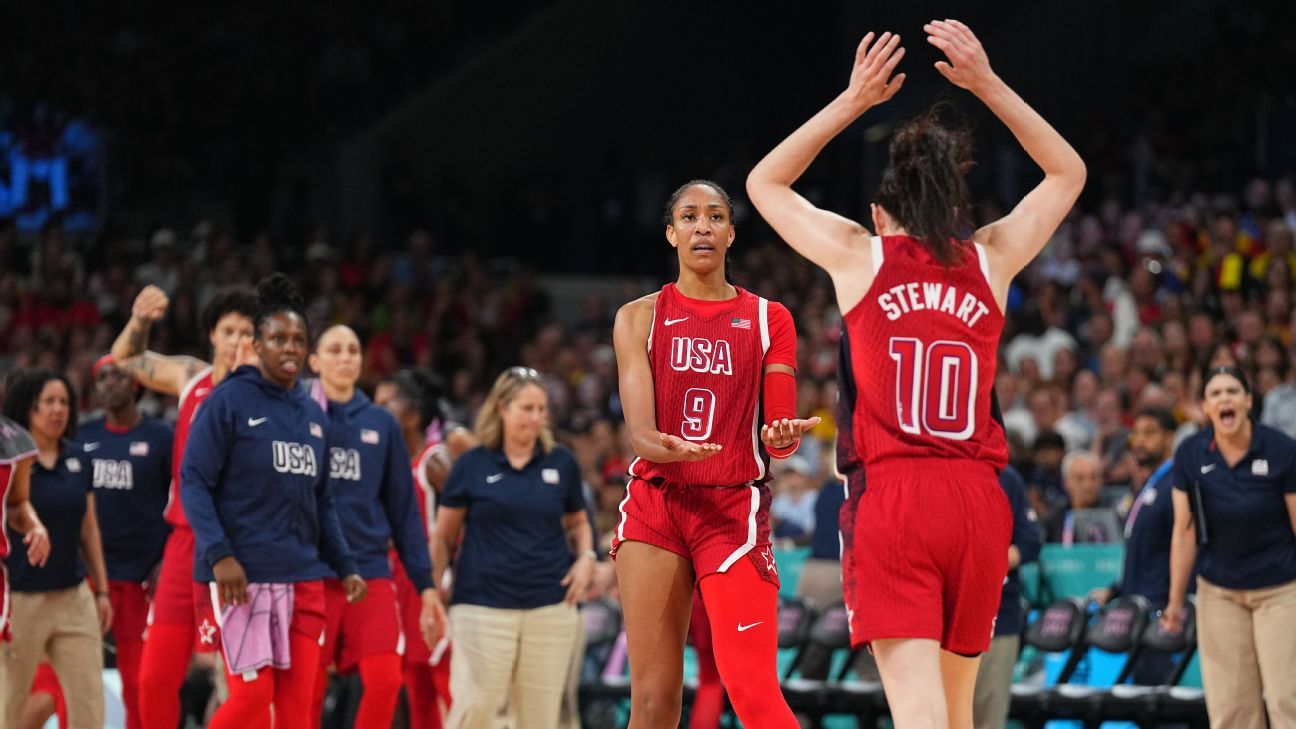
[844,236,1008,469]
[630,284,797,487]
[410,441,444,539]
[164,367,214,527]
[0,417,38,559]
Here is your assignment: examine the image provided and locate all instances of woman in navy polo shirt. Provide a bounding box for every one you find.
[433,366,594,729]
[0,370,111,728]
[1163,366,1296,727]
[181,274,364,729]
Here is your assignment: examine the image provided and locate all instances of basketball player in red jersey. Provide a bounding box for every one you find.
[110,283,260,729]
[747,23,1085,729]
[612,180,816,729]
[375,369,476,729]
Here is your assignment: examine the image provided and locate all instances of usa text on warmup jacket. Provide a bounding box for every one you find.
[181,365,358,583]
[324,389,434,592]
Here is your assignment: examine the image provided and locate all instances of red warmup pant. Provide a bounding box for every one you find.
[696,556,799,729]
[29,664,67,729]
[688,593,724,729]
[207,631,322,729]
[311,655,403,729]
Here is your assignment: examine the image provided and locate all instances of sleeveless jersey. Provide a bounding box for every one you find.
[629,284,790,487]
[0,417,38,559]
[411,441,444,539]
[164,366,214,528]
[844,236,1008,470]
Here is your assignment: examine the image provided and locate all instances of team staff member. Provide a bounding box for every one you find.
[433,367,593,729]
[748,19,1085,729]
[307,326,446,729]
[972,466,1041,729]
[110,283,259,729]
[1163,367,1296,728]
[0,371,112,728]
[181,274,365,729]
[78,355,172,729]
[1090,407,1182,685]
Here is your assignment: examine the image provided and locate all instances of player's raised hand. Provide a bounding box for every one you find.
[761,417,822,452]
[131,285,170,322]
[925,19,995,94]
[659,432,722,463]
[842,31,906,113]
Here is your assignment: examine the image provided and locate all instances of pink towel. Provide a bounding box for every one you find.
[213,583,295,677]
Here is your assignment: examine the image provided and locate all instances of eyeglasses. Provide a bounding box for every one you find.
[507,366,542,381]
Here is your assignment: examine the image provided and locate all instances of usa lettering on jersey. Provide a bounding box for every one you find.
[669,337,733,375]
[329,447,362,481]
[272,441,319,476]
[876,281,991,329]
[92,459,134,490]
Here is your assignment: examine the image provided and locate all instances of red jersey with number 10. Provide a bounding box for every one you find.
[164,366,214,528]
[629,284,797,487]
[844,236,1008,469]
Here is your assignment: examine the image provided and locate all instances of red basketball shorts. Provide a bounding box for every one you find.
[846,458,1011,656]
[320,577,405,673]
[611,478,780,587]
[147,527,219,653]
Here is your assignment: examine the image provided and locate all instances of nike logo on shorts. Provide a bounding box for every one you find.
[737,622,763,632]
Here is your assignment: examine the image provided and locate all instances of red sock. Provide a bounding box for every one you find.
[698,556,799,729]
[354,654,403,728]
[138,624,194,729]
[403,663,443,729]
[688,595,724,729]
[117,637,146,729]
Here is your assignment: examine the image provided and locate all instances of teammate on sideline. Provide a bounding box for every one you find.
[111,283,259,729]
[375,368,474,729]
[611,179,815,729]
[182,274,365,728]
[748,21,1084,729]
[307,326,446,728]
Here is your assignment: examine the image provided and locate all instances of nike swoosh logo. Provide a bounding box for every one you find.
[486,474,504,483]
[84,443,100,451]
[737,622,763,632]
[664,317,689,326]
[248,417,268,427]
[1200,464,1215,474]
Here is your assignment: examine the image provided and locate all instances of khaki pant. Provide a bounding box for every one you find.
[0,582,104,729]
[447,602,580,729]
[972,634,1018,729]
[1197,576,1296,729]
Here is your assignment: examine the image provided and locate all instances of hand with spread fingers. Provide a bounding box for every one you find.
[761,417,822,453]
[924,19,996,94]
[659,432,723,463]
[841,31,906,114]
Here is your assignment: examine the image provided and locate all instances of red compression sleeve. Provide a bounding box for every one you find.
[763,370,799,459]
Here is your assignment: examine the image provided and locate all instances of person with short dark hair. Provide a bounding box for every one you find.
[1089,407,1182,684]
[1164,367,1296,726]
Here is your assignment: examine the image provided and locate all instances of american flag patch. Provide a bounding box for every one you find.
[731,317,751,329]
[130,441,149,457]
[361,429,380,444]
[310,423,323,438]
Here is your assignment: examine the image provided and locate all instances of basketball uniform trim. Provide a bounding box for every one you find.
[163,365,214,522]
[414,443,445,538]
[615,479,634,543]
[973,242,991,285]
[747,297,773,480]
[0,563,9,640]
[716,485,760,572]
[870,236,884,275]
